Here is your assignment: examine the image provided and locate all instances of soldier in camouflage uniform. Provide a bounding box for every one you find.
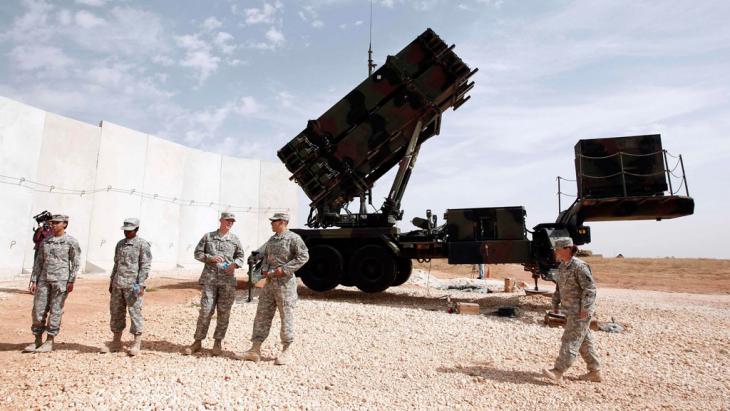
[237,212,309,365]
[183,212,245,356]
[542,237,602,383]
[101,218,151,356]
[23,214,81,353]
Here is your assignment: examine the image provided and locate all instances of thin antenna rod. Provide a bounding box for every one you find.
[368,0,377,76]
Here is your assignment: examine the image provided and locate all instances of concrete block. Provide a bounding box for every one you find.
[456,302,480,315]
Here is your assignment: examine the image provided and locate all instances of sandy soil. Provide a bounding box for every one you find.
[416,257,730,294]
[0,259,728,410]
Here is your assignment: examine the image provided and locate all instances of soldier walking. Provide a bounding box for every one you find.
[542,237,602,383]
[183,212,245,356]
[23,214,81,353]
[101,218,151,356]
[238,212,309,365]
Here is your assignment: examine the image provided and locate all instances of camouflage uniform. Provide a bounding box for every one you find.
[551,256,601,373]
[193,231,245,340]
[30,234,81,336]
[109,236,151,335]
[250,230,309,344]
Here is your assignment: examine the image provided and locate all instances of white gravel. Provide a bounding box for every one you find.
[1,274,728,410]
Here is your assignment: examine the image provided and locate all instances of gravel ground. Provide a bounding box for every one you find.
[0,272,728,410]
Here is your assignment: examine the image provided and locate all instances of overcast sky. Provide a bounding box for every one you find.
[1,0,728,258]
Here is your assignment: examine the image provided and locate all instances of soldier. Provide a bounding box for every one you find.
[183,212,245,356]
[101,218,151,356]
[237,212,309,365]
[542,237,602,383]
[23,214,81,353]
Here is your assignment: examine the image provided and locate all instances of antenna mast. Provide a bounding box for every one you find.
[368,0,377,75]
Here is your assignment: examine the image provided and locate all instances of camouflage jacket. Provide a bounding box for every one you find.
[31,234,81,283]
[552,256,597,315]
[194,230,246,285]
[255,230,309,279]
[111,236,152,288]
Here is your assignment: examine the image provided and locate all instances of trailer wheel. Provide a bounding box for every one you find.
[391,257,413,287]
[349,245,397,293]
[299,245,343,292]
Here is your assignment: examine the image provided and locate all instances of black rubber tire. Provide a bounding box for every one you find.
[391,257,413,287]
[299,244,343,292]
[349,244,397,293]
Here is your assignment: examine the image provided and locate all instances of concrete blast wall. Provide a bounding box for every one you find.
[0,96,298,279]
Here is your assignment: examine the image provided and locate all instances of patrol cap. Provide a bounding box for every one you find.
[120,218,140,231]
[551,237,574,249]
[50,214,68,222]
[269,212,289,222]
[220,212,236,221]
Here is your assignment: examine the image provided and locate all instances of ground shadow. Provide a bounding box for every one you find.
[437,363,552,386]
[297,286,553,316]
[0,287,30,295]
[153,281,201,291]
[0,341,101,354]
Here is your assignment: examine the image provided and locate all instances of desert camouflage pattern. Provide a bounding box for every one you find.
[30,234,80,336]
[551,256,600,372]
[251,230,309,343]
[110,287,144,335]
[192,230,245,340]
[194,283,236,340]
[31,234,81,283]
[31,281,68,336]
[111,236,152,288]
[194,231,246,286]
[109,236,151,335]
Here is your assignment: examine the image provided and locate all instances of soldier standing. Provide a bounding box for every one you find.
[101,218,151,356]
[23,214,81,353]
[183,212,245,356]
[542,237,602,383]
[238,212,309,365]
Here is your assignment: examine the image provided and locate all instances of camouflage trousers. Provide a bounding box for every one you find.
[31,281,68,336]
[194,283,236,340]
[554,314,601,372]
[251,277,298,344]
[110,287,144,335]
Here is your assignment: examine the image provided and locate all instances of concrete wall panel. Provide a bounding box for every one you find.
[177,150,221,267]
[23,113,101,271]
[220,156,261,255]
[0,97,297,279]
[86,121,148,270]
[0,97,46,276]
[257,162,300,243]
[139,137,188,270]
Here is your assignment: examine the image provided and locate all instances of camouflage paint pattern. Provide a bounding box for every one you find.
[277,28,476,222]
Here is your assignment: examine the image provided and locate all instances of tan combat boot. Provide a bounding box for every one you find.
[22,334,43,353]
[128,334,142,356]
[101,332,123,353]
[182,339,202,355]
[237,342,262,362]
[542,368,563,383]
[211,339,223,357]
[35,336,54,353]
[579,370,603,382]
[274,343,292,366]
